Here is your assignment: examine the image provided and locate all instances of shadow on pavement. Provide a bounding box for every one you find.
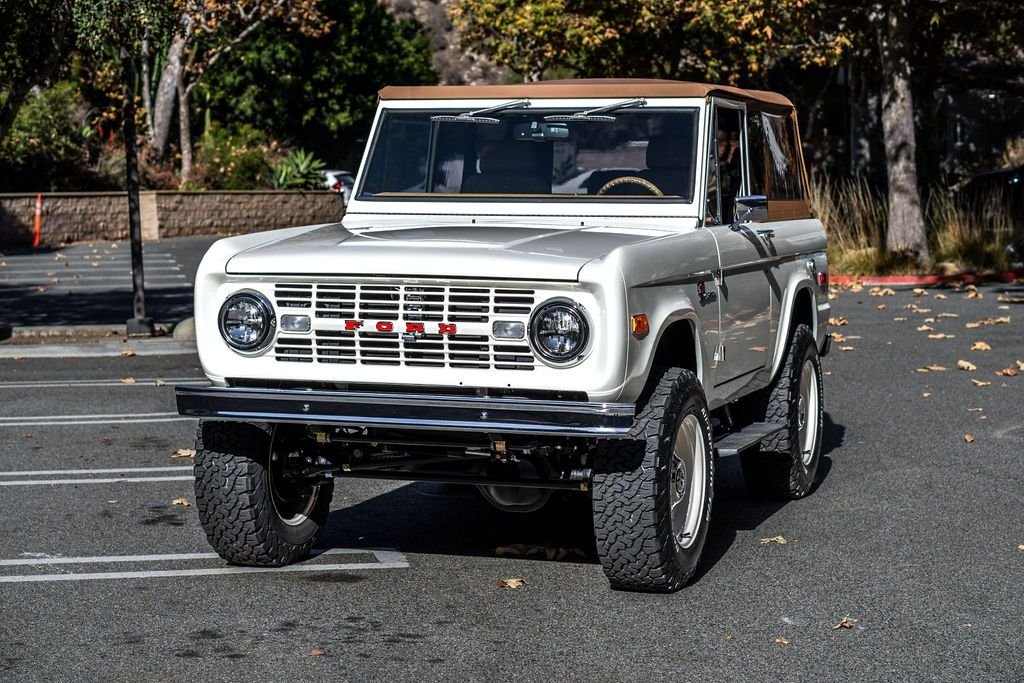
[0,284,194,326]
[316,412,847,584]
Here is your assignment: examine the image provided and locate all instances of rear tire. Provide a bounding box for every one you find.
[194,421,333,566]
[592,367,714,592]
[740,323,823,499]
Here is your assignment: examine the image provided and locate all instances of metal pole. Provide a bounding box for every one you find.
[121,44,153,337]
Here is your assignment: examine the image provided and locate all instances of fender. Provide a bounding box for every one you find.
[769,273,825,380]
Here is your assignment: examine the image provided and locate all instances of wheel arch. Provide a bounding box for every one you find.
[770,280,817,380]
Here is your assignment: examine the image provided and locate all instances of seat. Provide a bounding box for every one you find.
[638,135,692,198]
[461,141,550,194]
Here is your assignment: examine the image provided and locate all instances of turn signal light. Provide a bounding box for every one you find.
[631,314,650,340]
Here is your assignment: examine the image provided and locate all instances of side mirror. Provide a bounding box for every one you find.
[733,195,768,226]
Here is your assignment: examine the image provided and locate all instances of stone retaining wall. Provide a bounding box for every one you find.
[0,191,344,248]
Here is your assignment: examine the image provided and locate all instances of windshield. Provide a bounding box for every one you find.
[359,108,699,202]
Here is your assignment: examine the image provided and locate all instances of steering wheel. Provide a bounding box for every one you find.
[596,176,664,197]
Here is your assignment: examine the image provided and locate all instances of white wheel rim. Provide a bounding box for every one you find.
[797,358,820,467]
[670,413,706,550]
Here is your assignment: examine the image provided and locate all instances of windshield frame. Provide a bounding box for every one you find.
[351,97,708,216]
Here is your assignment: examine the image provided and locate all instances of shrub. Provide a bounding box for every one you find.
[194,124,285,190]
[271,149,326,189]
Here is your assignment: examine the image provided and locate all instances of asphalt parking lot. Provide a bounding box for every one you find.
[0,281,1021,681]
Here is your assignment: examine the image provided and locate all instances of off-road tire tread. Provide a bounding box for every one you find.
[592,367,713,593]
[194,420,332,566]
[740,324,820,499]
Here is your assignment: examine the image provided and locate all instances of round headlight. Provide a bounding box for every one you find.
[219,290,275,353]
[530,300,589,364]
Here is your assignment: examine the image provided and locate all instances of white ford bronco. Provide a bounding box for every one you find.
[177,79,831,592]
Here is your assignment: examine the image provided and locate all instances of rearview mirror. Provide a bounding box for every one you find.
[512,121,570,141]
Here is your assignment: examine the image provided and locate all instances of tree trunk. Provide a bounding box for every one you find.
[121,43,152,334]
[149,14,193,157]
[877,3,929,265]
[141,33,154,143]
[177,74,193,185]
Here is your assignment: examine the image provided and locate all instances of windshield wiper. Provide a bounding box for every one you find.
[430,99,531,125]
[543,97,647,122]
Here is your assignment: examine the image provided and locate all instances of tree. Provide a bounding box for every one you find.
[0,0,75,145]
[74,0,176,334]
[201,0,436,165]
[146,0,329,182]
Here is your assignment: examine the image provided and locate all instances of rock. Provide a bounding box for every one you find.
[173,317,196,341]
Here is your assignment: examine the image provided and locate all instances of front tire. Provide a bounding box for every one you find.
[194,421,334,566]
[741,323,824,499]
[592,367,714,592]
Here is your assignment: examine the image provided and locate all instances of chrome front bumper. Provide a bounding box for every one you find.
[175,386,635,437]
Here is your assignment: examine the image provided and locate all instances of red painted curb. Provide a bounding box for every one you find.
[831,272,1024,287]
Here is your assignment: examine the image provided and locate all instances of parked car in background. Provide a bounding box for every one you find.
[322,169,354,205]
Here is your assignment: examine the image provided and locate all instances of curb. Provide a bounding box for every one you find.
[3,323,174,340]
[831,272,1024,288]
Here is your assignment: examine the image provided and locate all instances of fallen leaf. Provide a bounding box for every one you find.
[760,536,788,545]
[107,500,118,504]
[309,648,325,657]
[893,316,907,321]
[922,392,931,397]
[832,617,857,630]
[917,325,934,332]
[957,360,977,371]
[970,379,991,387]
[1018,544,1024,551]
[1017,360,1024,371]
[965,291,982,299]
[829,316,849,327]
[36,286,45,292]
[496,578,527,589]
[970,341,992,351]
[774,637,790,645]
[937,313,959,318]
[967,317,1010,329]
[119,377,136,384]
[912,288,927,296]
[120,350,136,357]
[926,364,948,372]
[171,498,190,507]
[171,448,196,458]
[997,294,1024,303]
[927,333,954,339]
[839,346,855,351]
[923,317,936,323]
[831,333,848,343]
[876,304,886,310]
[725,633,734,641]
[934,293,948,300]
[91,262,99,268]
[964,434,975,443]
[967,407,984,412]
[154,379,166,386]
[995,367,1018,377]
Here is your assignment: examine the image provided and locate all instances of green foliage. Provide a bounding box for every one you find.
[0,81,102,191]
[200,0,436,165]
[72,0,177,56]
[272,149,326,189]
[194,124,284,190]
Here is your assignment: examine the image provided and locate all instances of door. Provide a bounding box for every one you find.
[703,100,773,394]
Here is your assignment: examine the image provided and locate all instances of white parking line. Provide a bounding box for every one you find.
[0,476,192,486]
[0,466,193,477]
[0,377,206,390]
[0,411,194,427]
[0,548,409,583]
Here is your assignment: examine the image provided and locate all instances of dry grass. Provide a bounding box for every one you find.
[811,174,1020,275]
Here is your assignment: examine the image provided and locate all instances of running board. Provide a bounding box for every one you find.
[713,422,786,457]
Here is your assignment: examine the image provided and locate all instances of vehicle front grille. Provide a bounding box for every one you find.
[272,282,537,370]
